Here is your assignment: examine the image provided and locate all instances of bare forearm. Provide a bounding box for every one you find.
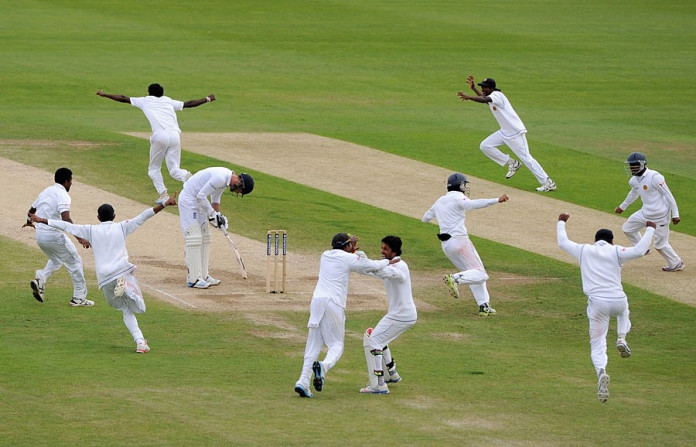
[96,90,130,103]
[183,94,215,108]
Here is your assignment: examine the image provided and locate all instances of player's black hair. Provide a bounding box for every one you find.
[332,233,351,249]
[148,83,164,97]
[54,167,72,185]
[595,229,614,244]
[381,235,402,256]
[97,204,116,222]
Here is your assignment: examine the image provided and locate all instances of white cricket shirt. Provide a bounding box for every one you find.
[312,249,390,309]
[130,96,184,134]
[47,208,156,289]
[557,221,654,299]
[368,259,417,322]
[619,168,680,220]
[422,191,499,237]
[181,167,234,216]
[488,90,526,138]
[32,183,71,233]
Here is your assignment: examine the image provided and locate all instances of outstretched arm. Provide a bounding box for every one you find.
[96,89,130,103]
[183,94,216,108]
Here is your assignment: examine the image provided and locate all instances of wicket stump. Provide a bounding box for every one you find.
[266,230,287,293]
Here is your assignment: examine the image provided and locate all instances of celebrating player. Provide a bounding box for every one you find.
[96,84,216,205]
[557,213,655,403]
[422,173,508,316]
[24,167,93,307]
[359,236,417,395]
[30,194,179,353]
[178,167,254,289]
[294,233,398,398]
[458,76,556,192]
[615,152,683,272]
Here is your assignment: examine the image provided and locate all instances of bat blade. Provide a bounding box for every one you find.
[224,232,248,279]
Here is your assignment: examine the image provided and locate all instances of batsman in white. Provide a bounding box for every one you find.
[178,167,254,289]
[23,167,93,307]
[557,213,655,403]
[457,76,556,192]
[96,84,216,204]
[359,236,417,395]
[294,233,398,398]
[614,152,683,272]
[422,173,508,316]
[30,194,179,353]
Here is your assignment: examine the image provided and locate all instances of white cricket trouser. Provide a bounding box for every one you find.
[480,131,549,185]
[102,273,146,342]
[622,209,681,267]
[35,230,87,300]
[369,317,416,351]
[587,296,631,374]
[442,236,491,306]
[178,191,209,235]
[149,130,191,194]
[296,298,345,389]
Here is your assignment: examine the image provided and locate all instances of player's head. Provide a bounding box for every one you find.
[447,172,470,195]
[624,152,647,176]
[381,235,402,259]
[231,173,254,197]
[477,77,500,94]
[97,204,116,222]
[594,228,614,244]
[54,167,72,185]
[148,83,164,97]
[332,233,355,251]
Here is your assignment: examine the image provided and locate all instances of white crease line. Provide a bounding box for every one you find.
[142,285,198,309]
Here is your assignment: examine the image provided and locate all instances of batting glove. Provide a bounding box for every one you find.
[209,212,228,230]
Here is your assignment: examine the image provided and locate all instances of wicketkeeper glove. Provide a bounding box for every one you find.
[209,212,228,231]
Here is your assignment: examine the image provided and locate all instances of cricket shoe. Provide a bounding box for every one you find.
[187,278,210,289]
[506,159,521,179]
[443,274,459,299]
[155,191,170,205]
[616,339,631,358]
[360,384,390,394]
[386,371,402,383]
[30,278,45,303]
[70,297,95,307]
[536,178,557,192]
[294,384,313,398]
[312,361,325,392]
[136,339,150,354]
[204,275,221,286]
[479,303,497,316]
[114,277,126,297]
[597,369,610,403]
[661,260,684,272]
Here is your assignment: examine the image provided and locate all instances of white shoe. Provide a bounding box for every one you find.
[506,159,521,179]
[30,278,45,302]
[386,371,402,383]
[616,339,631,358]
[70,297,95,307]
[204,275,221,286]
[136,339,150,353]
[155,191,169,205]
[360,384,390,394]
[187,278,210,289]
[597,370,610,403]
[536,178,557,192]
[114,277,126,297]
[294,383,313,398]
[661,260,684,272]
[479,303,497,316]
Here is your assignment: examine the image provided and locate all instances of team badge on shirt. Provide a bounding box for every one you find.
[492,106,497,111]
[643,185,648,190]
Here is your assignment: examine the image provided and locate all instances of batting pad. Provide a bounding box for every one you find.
[363,329,393,389]
[201,222,212,278]
[185,224,204,283]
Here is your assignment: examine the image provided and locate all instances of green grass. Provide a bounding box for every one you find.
[1,1,695,445]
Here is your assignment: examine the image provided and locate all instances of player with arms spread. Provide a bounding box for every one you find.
[96,84,216,204]
[614,152,683,272]
[458,76,556,192]
[557,213,655,403]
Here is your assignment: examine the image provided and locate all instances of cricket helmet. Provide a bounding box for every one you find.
[238,173,254,196]
[624,152,647,176]
[447,173,470,195]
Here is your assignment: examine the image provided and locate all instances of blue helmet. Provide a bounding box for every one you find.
[624,152,647,176]
[447,173,470,195]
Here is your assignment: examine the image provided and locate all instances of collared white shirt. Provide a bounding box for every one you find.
[620,168,679,220]
[367,258,417,322]
[488,90,526,138]
[130,95,184,134]
[422,191,499,237]
[32,183,71,233]
[182,167,234,216]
